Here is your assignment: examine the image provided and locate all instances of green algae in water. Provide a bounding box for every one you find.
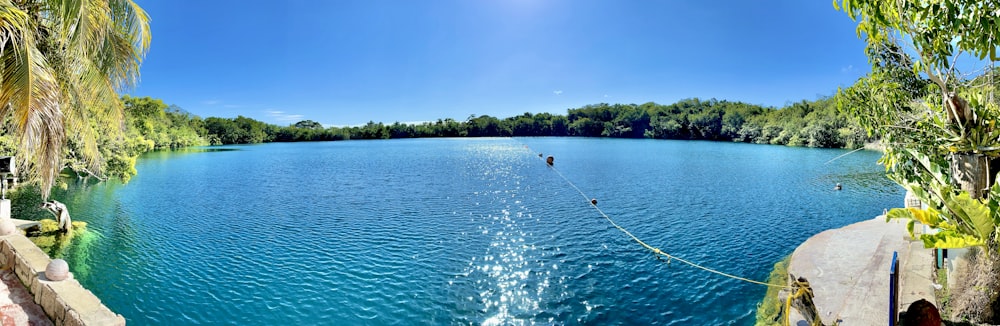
[28,219,99,279]
[756,255,792,326]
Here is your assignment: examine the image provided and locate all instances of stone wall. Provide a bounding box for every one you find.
[0,233,124,326]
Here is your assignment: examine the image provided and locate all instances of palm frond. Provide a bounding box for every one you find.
[0,1,27,45]
[0,0,149,197]
[98,0,147,91]
[0,31,63,198]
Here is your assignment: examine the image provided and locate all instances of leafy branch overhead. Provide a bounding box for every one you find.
[0,0,150,198]
[836,0,1000,250]
[836,0,999,83]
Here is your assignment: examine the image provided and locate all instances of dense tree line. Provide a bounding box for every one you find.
[117,95,868,150]
[193,96,866,148]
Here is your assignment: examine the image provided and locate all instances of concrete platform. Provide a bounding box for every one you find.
[787,216,936,325]
[11,219,39,230]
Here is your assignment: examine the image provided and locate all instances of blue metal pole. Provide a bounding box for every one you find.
[889,251,899,326]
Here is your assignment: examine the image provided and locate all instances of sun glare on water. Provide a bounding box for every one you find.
[459,143,555,325]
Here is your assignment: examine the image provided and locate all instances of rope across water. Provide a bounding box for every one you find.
[526,144,791,289]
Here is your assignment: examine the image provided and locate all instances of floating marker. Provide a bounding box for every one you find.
[546,156,554,166]
[591,198,598,205]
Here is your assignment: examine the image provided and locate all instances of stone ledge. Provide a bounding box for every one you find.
[786,216,936,325]
[0,233,124,326]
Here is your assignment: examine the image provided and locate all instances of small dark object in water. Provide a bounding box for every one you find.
[591,198,597,205]
[538,153,543,158]
[834,183,842,191]
[546,156,554,166]
[898,299,941,326]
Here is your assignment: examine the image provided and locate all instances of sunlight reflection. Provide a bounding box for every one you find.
[460,141,551,325]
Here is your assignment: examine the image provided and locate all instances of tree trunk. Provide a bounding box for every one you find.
[951,153,990,199]
[945,92,973,128]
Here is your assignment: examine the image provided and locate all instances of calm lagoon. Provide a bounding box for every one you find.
[50,138,900,325]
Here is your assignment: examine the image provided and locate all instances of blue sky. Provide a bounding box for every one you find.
[130,0,871,127]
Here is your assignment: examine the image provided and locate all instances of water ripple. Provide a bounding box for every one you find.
[47,139,901,325]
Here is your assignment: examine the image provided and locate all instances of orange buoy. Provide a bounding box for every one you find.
[546,156,554,166]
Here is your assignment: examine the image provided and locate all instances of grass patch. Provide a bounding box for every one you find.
[756,255,791,326]
[936,263,951,317]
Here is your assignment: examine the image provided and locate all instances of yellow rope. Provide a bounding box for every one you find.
[783,279,814,326]
[530,146,791,289]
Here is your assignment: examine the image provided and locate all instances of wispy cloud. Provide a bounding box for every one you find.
[265,110,304,122]
[203,100,244,109]
[603,94,610,98]
[840,64,854,73]
[395,120,433,125]
[553,90,563,95]
[333,120,433,128]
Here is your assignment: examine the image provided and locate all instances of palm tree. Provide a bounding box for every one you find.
[0,0,150,198]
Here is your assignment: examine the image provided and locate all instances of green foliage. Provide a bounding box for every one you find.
[0,0,151,198]
[887,201,990,249]
[56,95,209,182]
[293,120,323,130]
[835,0,999,68]
[9,185,50,221]
[836,0,1000,251]
[144,96,864,148]
[881,148,1000,250]
[123,96,209,150]
[555,98,861,148]
[204,116,272,144]
[835,0,999,154]
[835,1,1000,156]
[935,266,951,316]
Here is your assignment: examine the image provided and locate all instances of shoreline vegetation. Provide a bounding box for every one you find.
[204,96,866,148]
[31,94,865,184]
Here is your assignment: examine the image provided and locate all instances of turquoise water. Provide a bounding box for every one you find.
[50,138,900,325]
